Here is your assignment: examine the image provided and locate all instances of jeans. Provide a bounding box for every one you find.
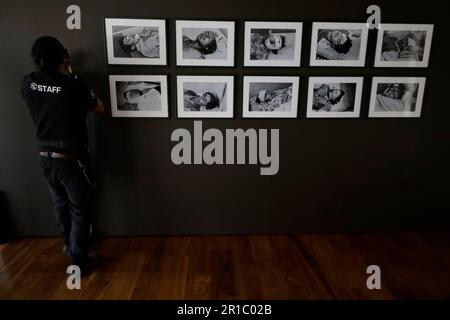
[40,155,94,264]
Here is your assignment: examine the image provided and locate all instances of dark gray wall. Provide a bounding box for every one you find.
[1,0,449,236]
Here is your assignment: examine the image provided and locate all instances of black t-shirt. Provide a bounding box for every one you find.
[21,68,97,154]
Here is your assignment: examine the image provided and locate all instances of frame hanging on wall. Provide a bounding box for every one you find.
[306,77,364,118]
[310,22,369,67]
[104,18,167,65]
[374,24,434,68]
[243,21,303,67]
[109,75,169,118]
[368,77,426,118]
[177,75,234,118]
[242,76,300,118]
[175,20,235,67]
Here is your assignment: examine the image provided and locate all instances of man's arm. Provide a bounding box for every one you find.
[74,73,105,116]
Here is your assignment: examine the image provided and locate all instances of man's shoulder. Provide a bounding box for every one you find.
[22,72,36,84]
[23,70,64,86]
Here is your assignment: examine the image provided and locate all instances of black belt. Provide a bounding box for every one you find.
[39,152,80,159]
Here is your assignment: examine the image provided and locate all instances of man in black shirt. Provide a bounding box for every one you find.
[21,36,105,269]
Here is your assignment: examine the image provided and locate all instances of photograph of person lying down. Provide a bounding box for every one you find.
[243,77,299,118]
[182,29,227,60]
[313,83,353,111]
[105,18,167,65]
[250,29,289,60]
[176,21,235,66]
[183,86,223,112]
[244,22,302,66]
[249,84,293,111]
[116,81,162,111]
[369,77,426,118]
[177,76,234,118]
[310,23,368,67]
[316,29,360,60]
[113,26,160,58]
[307,77,363,118]
[375,24,433,67]
[375,83,419,112]
[381,31,426,62]
[109,75,169,118]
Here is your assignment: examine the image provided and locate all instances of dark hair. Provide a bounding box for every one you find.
[204,92,220,110]
[196,33,217,55]
[271,35,287,55]
[383,84,406,99]
[31,36,65,69]
[119,36,137,53]
[333,38,353,54]
[329,90,345,105]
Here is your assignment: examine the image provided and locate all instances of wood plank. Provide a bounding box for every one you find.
[0,233,449,300]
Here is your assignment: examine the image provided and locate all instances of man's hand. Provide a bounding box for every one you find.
[90,98,105,116]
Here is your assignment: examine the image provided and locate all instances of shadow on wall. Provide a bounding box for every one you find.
[0,191,13,243]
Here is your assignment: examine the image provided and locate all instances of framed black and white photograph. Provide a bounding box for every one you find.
[369,77,426,118]
[176,20,235,66]
[177,76,234,118]
[109,75,169,118]
[104,18,167,65]
[310,22,368,67]
[244,21,303,67]
[306,77,363,118]
[242,76,299,118]
[374,24,434,68]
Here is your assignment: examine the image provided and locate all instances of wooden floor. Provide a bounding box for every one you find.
[0,233,449,299]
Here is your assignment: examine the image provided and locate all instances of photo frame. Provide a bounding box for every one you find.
[368,77,426,118]
[109,75,169,118]
[244,21,303,67]
[175,20,235,66]
[374,24,434,68]
[310,22,369,67]
[306,77,363,118]
[242,76,299,118]
[177,76,234,118]
[104,18,167,65]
